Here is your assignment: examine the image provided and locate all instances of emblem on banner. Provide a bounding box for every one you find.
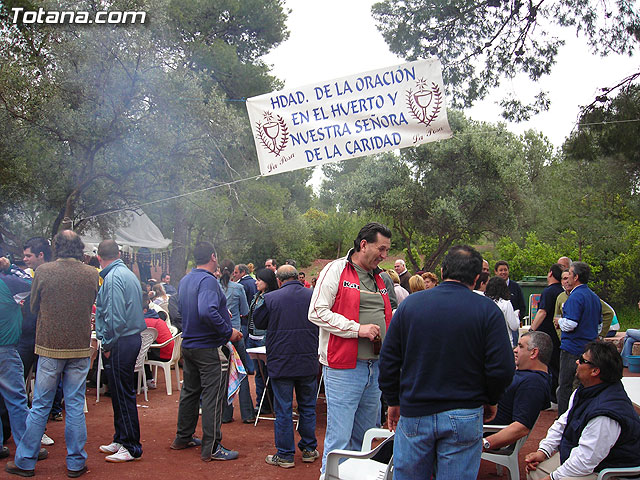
[256,111,289,156]
[406,79,443,129]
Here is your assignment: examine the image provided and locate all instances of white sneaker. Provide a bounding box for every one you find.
[41,433,54,446]
[99,442,122,454]
[105,445,139,463]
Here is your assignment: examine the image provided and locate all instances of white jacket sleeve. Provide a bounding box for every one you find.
[308,258,360,338]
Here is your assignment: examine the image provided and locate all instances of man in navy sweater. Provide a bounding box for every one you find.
[379,245,514,480]
[170,241,242,462]
[253,265,319,469]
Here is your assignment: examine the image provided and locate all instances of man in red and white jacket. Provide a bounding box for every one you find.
[308,222,395,475]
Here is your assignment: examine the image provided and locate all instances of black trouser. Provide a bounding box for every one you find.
[557,349,580,416]
[176,345,229,460]
[104,333,142,457]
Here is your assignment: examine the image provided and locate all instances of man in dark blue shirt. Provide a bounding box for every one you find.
[530,263,564,404]
[170,241,242,462]
[484,331,552,451]
[556,262,601,416]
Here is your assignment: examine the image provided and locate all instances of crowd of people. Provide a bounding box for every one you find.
[1,221,639,480]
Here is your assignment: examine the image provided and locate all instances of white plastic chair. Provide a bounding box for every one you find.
[481,422,535,480]
[145,332,182,395]
[597,466,640,479]
[325,427,394,480]
[135,327,158,401]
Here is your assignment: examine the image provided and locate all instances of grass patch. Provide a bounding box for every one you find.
[616,304,640,331]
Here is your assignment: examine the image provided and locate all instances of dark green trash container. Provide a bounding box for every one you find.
[517,276,548,324]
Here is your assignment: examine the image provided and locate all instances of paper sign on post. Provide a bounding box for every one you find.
[246,58,452,176]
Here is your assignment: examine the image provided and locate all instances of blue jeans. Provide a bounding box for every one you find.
[0,345,28,446]
[15,356,90,471]
[321,360,381,473]
[622,329,640,367]
[271,375,317,460]
[393,407,484,480]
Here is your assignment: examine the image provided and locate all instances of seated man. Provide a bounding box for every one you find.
[525,340,640,480]
[483,331,552,451]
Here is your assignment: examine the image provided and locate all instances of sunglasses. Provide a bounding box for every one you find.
[578,355,596,367]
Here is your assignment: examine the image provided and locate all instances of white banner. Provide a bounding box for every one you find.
[246,58,452,176]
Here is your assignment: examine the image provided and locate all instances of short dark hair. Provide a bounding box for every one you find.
[161,272,170,281]
[550,263,563,282]
[494,260,509,272]
[298,271,306,278]
[571,261,591,284]
[237,264,249,275]
[353,222,392,252]
[141,291,150,310]
[474,271,489,290]
[97,239,120,260]
[193,241,216,265]
[24,237,52,262]
[442,245,483,286]
[522,331,553,366]
[485,276,511,301]
[285,259,297,267]
[53,231,85,260]
[585,340,623,383]
[265,258,277,268]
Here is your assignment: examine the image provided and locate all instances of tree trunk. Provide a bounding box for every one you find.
[169,201,189,286]
[422,237,455,272]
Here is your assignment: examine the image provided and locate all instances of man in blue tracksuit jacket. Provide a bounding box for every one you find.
[170,241,242,462]
[95,240,146,462]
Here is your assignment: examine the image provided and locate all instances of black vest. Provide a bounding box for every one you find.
[559,381,640,471]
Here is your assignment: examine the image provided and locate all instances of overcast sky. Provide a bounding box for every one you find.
[262,0,634,149]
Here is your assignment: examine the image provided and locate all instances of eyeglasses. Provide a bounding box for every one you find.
[578,355,596,367]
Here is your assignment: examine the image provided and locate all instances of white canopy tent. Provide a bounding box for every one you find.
[81,210,171,254]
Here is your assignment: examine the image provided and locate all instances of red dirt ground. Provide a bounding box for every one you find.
[3,369,639,480]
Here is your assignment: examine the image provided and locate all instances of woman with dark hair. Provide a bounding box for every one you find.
[219,259,254,424]
[485,276,520,347]
[246,268,278,414]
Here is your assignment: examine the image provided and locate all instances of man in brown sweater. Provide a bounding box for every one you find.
[6,230,99,479]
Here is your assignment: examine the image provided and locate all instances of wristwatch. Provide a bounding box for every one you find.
[482,438,491,450]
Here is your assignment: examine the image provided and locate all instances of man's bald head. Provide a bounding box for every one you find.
[557,256,571,271]
[276,264,298,284]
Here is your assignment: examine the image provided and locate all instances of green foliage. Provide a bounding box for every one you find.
[606,222,640,305]
[321,110,529,270]
[371,0,640,119]
[496,233,563,282]
[616,304,640,331]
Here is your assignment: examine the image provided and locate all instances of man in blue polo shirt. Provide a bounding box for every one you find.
[556,261,601,416]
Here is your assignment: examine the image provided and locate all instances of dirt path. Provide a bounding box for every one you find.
[5,369,638,479]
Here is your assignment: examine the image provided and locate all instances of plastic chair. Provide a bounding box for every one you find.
[135,327,158,401]
[145,332,182,395]
[597,466,640,479]
[481,422,535,480]
[325,427,394,480]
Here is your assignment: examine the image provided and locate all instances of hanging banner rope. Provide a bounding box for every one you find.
[247,58,452,176]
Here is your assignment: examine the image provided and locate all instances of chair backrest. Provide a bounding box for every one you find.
[135,327,158,371]
[169,333,182,363]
